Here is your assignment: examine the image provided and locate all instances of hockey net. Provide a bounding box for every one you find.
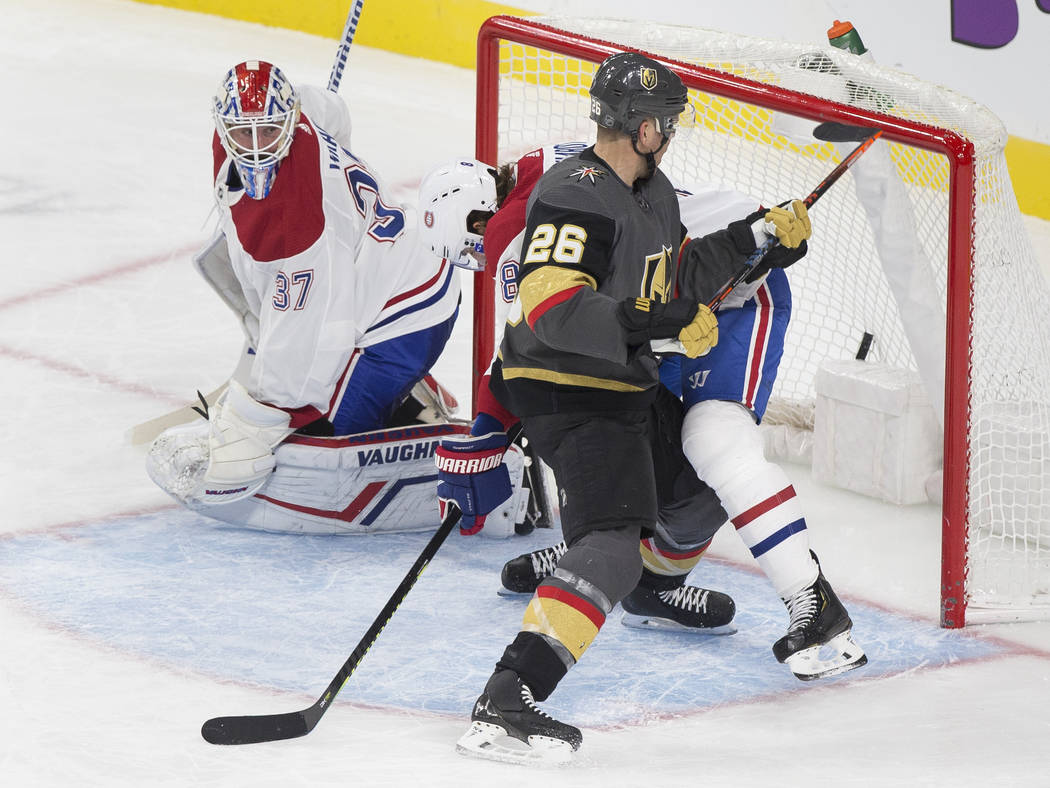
[473,16,1050,627]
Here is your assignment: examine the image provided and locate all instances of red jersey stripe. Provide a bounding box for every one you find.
[536,585,606,628]
[526,286,583,329]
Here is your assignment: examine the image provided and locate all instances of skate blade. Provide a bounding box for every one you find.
[496,586,535,598]
[620,611,737,636]
[455,721,574,766]
[786,630,868,681]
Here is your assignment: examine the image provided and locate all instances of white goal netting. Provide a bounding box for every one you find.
[476,16,1050,625]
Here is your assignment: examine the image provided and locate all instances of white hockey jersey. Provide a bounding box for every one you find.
[211,88,460,425]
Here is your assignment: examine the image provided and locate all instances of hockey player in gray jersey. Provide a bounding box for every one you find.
[453,51,811,765]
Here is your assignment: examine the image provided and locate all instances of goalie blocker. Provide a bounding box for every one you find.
[147,420,532,537]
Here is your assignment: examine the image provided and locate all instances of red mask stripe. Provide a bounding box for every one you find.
[234,61,273,115]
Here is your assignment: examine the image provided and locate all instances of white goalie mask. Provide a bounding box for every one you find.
[418,159,499,271]
[213,61,301,200]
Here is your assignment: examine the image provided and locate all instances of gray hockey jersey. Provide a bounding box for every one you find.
[492,146,757,417]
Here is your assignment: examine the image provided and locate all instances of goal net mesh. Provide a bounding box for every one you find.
[478,16,1050,624]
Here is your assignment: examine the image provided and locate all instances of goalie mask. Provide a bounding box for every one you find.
[213,61,301,200]
[589,52,689,139]
[418,159,498,271]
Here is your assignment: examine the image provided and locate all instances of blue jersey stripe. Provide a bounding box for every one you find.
[365,264,456,335]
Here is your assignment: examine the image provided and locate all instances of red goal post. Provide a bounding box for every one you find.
[473,15,1050,627]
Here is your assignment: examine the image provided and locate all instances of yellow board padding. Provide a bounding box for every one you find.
[133,1,1050,220]
[132,0,530,70]
[1006,136,1050,220]
[496,43,1049,219]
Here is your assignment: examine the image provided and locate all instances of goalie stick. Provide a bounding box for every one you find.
[202,502,464,745]
[652,128,883,353]
[125,383,224,447]
[327,0,365,92]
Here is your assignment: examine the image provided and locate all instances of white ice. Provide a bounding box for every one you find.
[3,1,1050,785]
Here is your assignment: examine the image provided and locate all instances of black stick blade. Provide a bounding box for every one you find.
[812,121,881,142]
[201,711,311,745]
[198,507,464,746]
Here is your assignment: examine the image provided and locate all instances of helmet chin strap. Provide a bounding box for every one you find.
[630,131,671,181]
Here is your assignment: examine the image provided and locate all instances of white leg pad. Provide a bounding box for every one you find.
[682,400,817,597]
[147,421,534,536]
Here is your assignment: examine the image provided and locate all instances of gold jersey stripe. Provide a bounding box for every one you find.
[519,266,597,324]
[501,366,649,393]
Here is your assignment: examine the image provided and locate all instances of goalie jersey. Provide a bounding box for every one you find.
[210,87,460,426]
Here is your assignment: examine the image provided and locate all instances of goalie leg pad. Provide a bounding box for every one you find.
[481,442,529,539]
[408,374,462,424]
[208,424,469,534]
[148,421,533,536]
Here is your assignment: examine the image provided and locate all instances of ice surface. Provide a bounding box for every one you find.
[3,1,1050,785]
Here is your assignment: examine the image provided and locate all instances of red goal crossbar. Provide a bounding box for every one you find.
[473,15,977,626]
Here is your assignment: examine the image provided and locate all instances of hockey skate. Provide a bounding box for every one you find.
[498,541,567,596]
[621,582,737,634]
[456,669,582,765]
[772,552,867,681]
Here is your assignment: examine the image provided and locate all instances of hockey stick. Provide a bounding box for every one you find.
[327,0,365,92]
[709,128,883,310]
[127,339,256,446]
[201,503,463,745]
[651,128,883,355]
[125,384,225,446]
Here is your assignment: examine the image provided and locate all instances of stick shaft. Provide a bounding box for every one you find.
[201,503,462,745]
[125,383,226,446]
[707,129,883,309]
[327,0,365,92]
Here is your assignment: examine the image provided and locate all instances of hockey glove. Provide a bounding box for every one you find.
[617,297,718,358]
[677,302,719,358]
[757,199,811,249]
[435,432,513,535]
[744,200,811,283]
[617,297,698,344]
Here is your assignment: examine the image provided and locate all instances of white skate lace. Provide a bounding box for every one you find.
[658,585,710,613]
[529,542,567,577]
[519,682,554,720]
[784,585,820,632]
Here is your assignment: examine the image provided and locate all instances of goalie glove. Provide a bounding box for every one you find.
[198,380,294,504]
[617,297,719,358]
[435,432,513,535]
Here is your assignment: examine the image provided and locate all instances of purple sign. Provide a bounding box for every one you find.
[953,0,1050,48]
[952,0,1019,48]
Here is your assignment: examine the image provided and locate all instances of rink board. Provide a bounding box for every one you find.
[0,509,1003,727]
